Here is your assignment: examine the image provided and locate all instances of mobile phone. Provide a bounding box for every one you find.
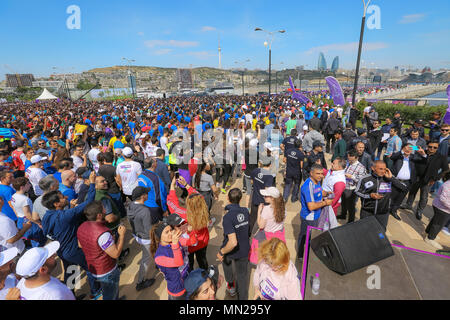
[412,146,419,151]
[175,172,180,179]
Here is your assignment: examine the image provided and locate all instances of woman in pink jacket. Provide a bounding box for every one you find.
[253,238,302,300]
[424,171,450,250]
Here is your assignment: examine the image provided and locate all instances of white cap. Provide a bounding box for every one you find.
[0,247,19,267]
[30,155,48,164]
[303,125,308,131]
[263,142,275,152]
[260,187,281,198]
[249,139,258,148]
[16,241,60,277]
[123,147,133,157]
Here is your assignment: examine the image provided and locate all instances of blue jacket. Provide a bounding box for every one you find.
[42,184,96,260]
[155,159,171,191]
[137,170,168,211]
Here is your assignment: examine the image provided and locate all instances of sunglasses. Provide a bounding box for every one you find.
[441,129,450,132]
[428,146,438,149]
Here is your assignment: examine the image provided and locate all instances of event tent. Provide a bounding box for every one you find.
[37,88,58,100]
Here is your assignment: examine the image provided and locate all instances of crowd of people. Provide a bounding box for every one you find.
[0,93,449,300]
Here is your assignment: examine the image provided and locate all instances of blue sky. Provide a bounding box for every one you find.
[0,0,449,80]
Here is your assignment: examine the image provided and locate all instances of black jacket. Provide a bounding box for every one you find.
[390,152,427,184]
[343,129,357,151]
[323,118,342,135]
[309,117,322,132]
[355,173,408,215]
[415,152,449,184]
[368,129,383,155]
[349,108,360,121]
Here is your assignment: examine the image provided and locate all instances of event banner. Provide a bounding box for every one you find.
[325,76,345,106]
[288,76,312,105]
[444,85,450,125]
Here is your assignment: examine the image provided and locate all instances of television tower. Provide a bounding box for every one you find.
[218,34,222,69]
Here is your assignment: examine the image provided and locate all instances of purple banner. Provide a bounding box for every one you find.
[288,76,311,105]
[325,76,345,106]
[444,85,450,125]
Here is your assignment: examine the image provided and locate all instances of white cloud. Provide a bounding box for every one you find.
[399,14,425,24]
[305,42,388,55]
[153,48,173,55]
[137,32,144,36]
[187,51,217,59]
[201,26,216,32]
[144,40,199,48]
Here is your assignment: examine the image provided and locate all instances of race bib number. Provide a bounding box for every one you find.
[260,278,278,300]
[379,182,391,193]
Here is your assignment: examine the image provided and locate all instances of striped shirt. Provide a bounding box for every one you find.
[345,161,367,190]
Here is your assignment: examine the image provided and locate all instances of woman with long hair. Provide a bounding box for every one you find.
[193,162,219,212]
[186,193,210,270]
[150,216,190,300]
[253,238,302,300]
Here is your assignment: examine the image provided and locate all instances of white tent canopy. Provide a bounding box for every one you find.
[37,88,58,100]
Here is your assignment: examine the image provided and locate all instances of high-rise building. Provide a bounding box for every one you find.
[331,56,339,72]
[176,69,193,90]
[318,52,327,71]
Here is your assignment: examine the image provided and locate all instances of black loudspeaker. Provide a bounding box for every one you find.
[310,216,394,275]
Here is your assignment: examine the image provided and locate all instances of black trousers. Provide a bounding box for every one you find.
[325,133,336,153]
[390,181,410,215]
[406,181,430,214]
[188,246,208,271]
[222,256,249,300]
[349,118,357,131]
[249,204,259,237]
[360,209,389,231]
[341,189,357,223]
[426,206,450,240]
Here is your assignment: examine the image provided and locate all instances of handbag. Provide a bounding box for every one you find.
[317,205,339,231]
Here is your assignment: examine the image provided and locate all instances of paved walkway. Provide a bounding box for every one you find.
[58,153,450,300]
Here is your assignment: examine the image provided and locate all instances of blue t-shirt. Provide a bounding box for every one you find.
[59,184,77,202]
[0,185,17,221]
[300,178,323,220]
[53,171,62,183]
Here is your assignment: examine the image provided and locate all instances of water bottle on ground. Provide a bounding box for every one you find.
[312,273,320,295]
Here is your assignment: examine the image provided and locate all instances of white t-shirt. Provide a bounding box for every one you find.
[71,155,83,172]
[261,205,284,233]
[25,167,47,196]
[143,143,158,158]
[88,148,101,172]
[363,106,371,114]
[16,277,75,300]
[0,274,18,300]
[0,213,25,253]
[116,160,142,195]
[160,136,169,156]
[11,193,32,219]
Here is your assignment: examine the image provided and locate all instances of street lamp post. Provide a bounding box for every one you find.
[122,57,136,98]
[255,28,285,96]
[352,0,372,107]
[234,59,250,96]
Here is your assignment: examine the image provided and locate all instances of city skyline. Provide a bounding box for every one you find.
[1,0,449,81]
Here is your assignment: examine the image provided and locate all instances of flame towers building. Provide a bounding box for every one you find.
[331,56,339,73]
[318,52,327,71]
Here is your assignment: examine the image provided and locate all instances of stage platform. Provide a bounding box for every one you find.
[302,229,450,300]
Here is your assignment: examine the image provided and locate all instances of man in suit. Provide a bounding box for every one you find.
[401,140,449,220]
[389,143,427,221]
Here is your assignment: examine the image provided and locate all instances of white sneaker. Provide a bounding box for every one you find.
[424,237,444,250]
[442,227,450,237]
[208,217,216,228]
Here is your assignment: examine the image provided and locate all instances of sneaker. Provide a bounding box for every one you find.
[400,204,412,211]
[226,182,231,187]
[208,217,216,228]
[90,292,103,300]
[226,282,237,297]
[221,188,226,194]
[242,188,247,194]
[424,237,443,250]
[136,278,155,291]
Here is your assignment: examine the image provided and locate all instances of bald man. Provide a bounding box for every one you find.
[59,170,78,203]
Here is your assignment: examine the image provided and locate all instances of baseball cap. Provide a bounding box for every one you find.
[16,241,60,277]
[303,125,308,131]
[131,186,150,201]
[155,214,185,239]
[260,186,281,198]
[30,155,47,164]
[0,247,19,267]
[312,141,324,148]
[123,147,134,157]
[184,268,215,298]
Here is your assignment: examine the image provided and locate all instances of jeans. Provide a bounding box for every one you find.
[406,182,430,214]
[222,256,249,300]
[188,246,208,271]
[390,181,410,215]
[95,267,121,300]
[283,174,301,202]
[137,243,151,284]
[243,175,252,194]
[297,218,319,258]
[426,206,450,240]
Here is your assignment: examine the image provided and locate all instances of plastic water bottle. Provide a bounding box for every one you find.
[312,273,320,295]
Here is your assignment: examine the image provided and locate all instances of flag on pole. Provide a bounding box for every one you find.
[288,76,312,105]
[325,76,346,106]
